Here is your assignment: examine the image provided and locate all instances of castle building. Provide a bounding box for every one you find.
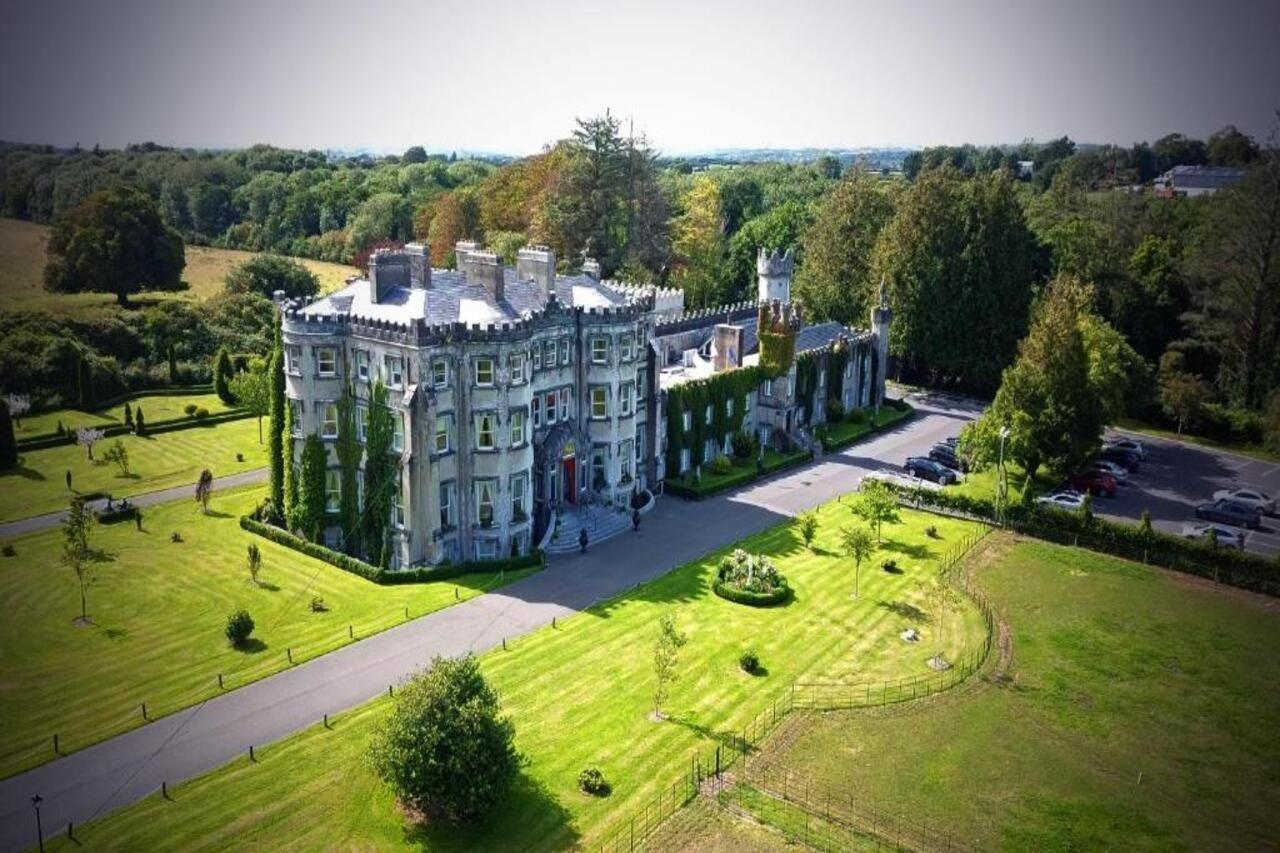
[281,242,889,567]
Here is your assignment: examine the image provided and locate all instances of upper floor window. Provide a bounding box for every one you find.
[532,343,542,371]
[385,355,404,388]
[620,383,633,417]
[289,400,303,435]
[475,357,494,387]
[619,440,633,480]
[508,353,526,385]
[591,337,608,364]
[394,478,406,528]
[355,350,370,382]
[511,410,525,446]
[558,387,570,421]
[285,345,302,375]
[762,379,773,398]
[591,387,608,418]
[317,347,337,377]
[431,358,448,389]
[744,394,752,413]
[681,410,692,432]
[325,470,340,512]
[476,413,496,450]
[636,369,647,401]
[532,396,542,428]
[559,338,570,365]
[475,480,496,526]
[439,481,454,529]
[321,402,338,438]
[545,391,558,425]
[726,397,734,417]
[545,339,557,368]
[356,404,367,443]
[705,405,713,426]
[434,415,451,454]
[392,411,405,452]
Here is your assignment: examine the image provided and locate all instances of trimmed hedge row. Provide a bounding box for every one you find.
[883,483,1280,597]
[819,401,915,452]
[666,450,813,500]
[712,578,792,606]
[238,515,545,584]
[18,409,252,451]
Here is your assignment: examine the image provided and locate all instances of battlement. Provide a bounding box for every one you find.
[756,247,795,277]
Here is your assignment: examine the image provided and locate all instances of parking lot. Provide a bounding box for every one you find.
[1100,429,1280,559]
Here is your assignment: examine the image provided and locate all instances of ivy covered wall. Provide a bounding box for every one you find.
[665,365,762,473]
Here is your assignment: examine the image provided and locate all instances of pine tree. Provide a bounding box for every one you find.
[0,399,17,469]
[123,401,133,427]
[296,434,328,542]
[335,383,362,555]
[134,407,147,436]
[213,347,237,405]
[167,344,178,385]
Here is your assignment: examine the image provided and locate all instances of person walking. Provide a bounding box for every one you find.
[578,527,589,554]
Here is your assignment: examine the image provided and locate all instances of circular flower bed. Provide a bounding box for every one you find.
[713,549,791,606]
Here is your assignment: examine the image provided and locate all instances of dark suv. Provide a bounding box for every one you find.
[905,456,958,485]
[1099,446,1141,472]
[928,443,966,472]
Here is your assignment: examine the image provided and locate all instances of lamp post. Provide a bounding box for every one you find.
[997,426,1011,524]
[31,794,44,853]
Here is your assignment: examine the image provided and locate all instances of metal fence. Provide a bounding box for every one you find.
[594,527,995,852]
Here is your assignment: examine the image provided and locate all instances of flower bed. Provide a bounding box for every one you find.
[712,549,791,606]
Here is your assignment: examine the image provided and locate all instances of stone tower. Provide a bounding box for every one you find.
[756,247,794,304]
[871,274,892,409]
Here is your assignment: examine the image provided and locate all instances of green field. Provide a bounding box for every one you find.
[818,403,913,450]
[15,392,238,439]
[0,485,530,779]
[0,416,265,522]
[739,534,1280,850]
[0,217,356,311]
[45,502,986,850]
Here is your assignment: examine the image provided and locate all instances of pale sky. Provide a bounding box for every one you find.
[1,0,1277,155]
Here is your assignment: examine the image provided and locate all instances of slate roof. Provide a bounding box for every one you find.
[1158,165,1246,190]
[298,269,626,325]
[703,318,852,357]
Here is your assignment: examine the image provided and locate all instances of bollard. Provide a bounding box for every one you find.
[405,606,409,620]
[552,616,557,629]
[287,648,293,664]
[218,673,224,689]
[162,781,168,799]
[348,625,353,640]
[323,713,328,729]
[141,702,148,720]
[53,733,59,754]
[68,821,74,841]
[502,637,507,650]
[249,745,255,762]
[455,588,459,600]
[388,684,393,697]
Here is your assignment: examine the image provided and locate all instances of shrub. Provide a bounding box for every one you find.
[195,407,210,419]
[739,648,761,674]
[170,531,183,542]
[846,407,867,424]
[247,542,262,585]
[225,609,255,646]
[881,559,900,573]
[1,543,15,557]
[714,549,791,605]
[799,511,818,549]
[578,767,611,797]
[369,656,519,824]
[731,429,758,460]
[708,454,733,475]
[825,398,845,424]
[134,408,146,435]
[925,525,939,539]
[309,596,328,612]
[183,403,198,416]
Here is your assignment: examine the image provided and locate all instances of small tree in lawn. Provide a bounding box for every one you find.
[839,524,875,598]
[134,407,146,436]
[851,480,899,544]
[798,511,819,550]
[247,542,262,586]
[102,439,130,476]
[195,469,214,513]
[920,574,960,670]
[123,401,133,428]
[62,496,95,624]
[369,655,519,825]
[651,612,688,721]
[77,426,105,461]
[6,393,31,428]
[229,357,272,443]
[225,609,255,646]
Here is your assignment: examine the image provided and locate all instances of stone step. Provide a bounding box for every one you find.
[546,509,633,553]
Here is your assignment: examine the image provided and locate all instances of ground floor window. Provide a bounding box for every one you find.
[679,447,691,473]
[619,440,633,483]
[475,538,498,560]
[511,472,528,521]
[591,448,607,490]
[325,469,340,512]
[394,478,406,528]
[439,481,454,530]
[475,480,496,527]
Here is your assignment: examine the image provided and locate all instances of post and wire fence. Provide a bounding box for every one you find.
[595,528,995,852]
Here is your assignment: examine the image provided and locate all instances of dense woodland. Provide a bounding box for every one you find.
[1,116,1277,448]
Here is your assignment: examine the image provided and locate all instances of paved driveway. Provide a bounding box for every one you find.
[0,392,971,850]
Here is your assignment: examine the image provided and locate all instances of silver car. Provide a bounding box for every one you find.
[1210,488,1275,515]
[1035,491,1086,510]
[1089,460,1129,484]
[1180,523,1246,550]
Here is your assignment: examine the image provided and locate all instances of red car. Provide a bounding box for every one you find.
[1068,470,1117,497]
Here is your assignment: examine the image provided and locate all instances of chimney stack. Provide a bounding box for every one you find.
[582,257,602,280]
[517,245,556,303]
[368,249,410,304]
[406,242,431,289]
[460,249,504,303]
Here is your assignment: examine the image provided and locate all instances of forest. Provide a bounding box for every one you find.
[1,116,1276,448]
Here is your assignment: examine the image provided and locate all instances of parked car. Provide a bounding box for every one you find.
[1068,470,1117,497]
[1035,491,1087,510]
[1194,499,1263,529]
[904,457,957,485]
[1099,446,1141,472]
[1210,488,1275,515]
[928,443,967,472]
[1180,523,1247,550]
[1088,460,1129,484]
[1106,437,1147,459]
[942,436,959,448]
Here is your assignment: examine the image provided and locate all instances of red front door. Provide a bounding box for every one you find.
[563,458,576,504]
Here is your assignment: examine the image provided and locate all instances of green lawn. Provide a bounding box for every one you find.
[744,534,1280,850]
[16,392,238,439]
[45,502,987,851]
[1,416,265,522]
[0,485,531,779]
[818,403,914,451]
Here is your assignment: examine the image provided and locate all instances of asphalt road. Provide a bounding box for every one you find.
[0,392,970,851]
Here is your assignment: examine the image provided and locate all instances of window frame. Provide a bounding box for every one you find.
[431,358,448,389]
[384,354,404,388]
[317,347,337,378]
[532,396,542,428]
[508,352,526,385]
[474,357,495,387]
[559,338,570,365]
[439,480,454,530]
[590,386,608,419]
[511,409,525,446]
[475,412,496,450]
[325,469,340,513]
[558,387,569,421]
[355,350,370,382]
[321,402,339,438]
[391,410,405,452]
[510,471,528,520]
[545,391,558,425]
[475,479,497,527]
[591,337,608,364]
[620,382,633,417]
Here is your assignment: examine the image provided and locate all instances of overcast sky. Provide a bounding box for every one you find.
[1,0,1277,155]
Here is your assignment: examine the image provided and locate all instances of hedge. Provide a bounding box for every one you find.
[880,482,1280,597]
[712,578,792,606]
[18,408,252,451]
[818,400,914,452]
[238,515,545,585]
[666,449,812,500]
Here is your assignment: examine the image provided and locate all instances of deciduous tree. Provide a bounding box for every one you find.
[652,611,688,719]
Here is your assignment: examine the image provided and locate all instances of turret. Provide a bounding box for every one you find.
[871,275,892,409]
[756,247,794,304]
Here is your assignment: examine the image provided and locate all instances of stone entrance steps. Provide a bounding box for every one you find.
[545,504,633,554]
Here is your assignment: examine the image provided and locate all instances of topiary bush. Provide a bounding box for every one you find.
[225,609,255,646]
[195,407,210,419]
[183,403,198,416]
[369,655,520,824]
[708,454,733,475]
[731,429,758,460]
[739,648,761,674]
[578,767,611,797]
[846,407,867,424]
[825,399,845,424]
